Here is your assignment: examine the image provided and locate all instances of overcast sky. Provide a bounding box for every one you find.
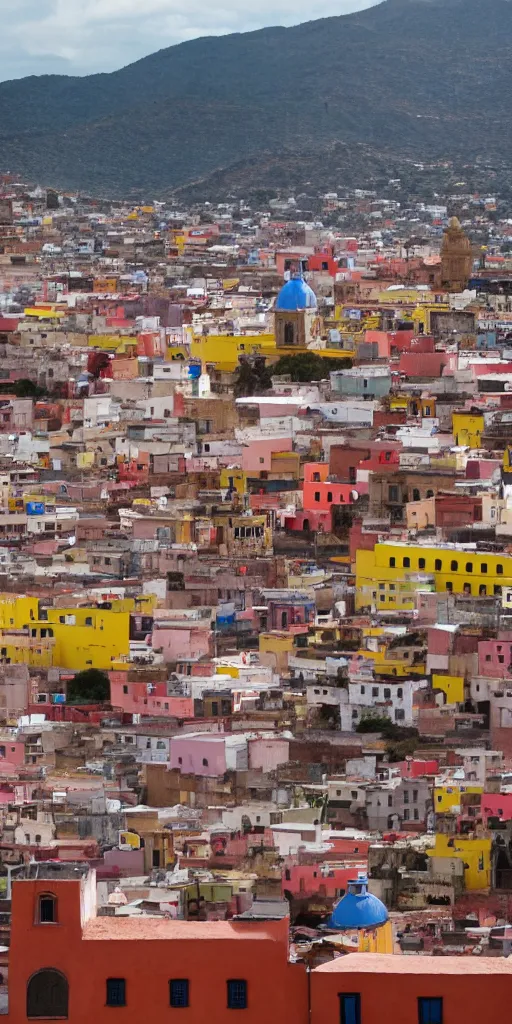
[0,0,381,81]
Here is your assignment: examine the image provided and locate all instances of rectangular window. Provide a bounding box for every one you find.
[227,980,247,1010]
[339,993,361,1024]
[418,998,443,1024]
[315,491,321,502]
[170,980,189,1008]
[106,979,126,1007]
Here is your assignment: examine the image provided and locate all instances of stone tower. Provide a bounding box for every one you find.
[440,216,472,292]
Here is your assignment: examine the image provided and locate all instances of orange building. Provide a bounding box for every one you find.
[8,865,307,1024]
[7,865,512,1024]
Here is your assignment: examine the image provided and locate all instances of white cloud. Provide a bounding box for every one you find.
[0,0,380,80]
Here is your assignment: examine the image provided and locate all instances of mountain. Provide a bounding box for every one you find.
[0,0,511,196]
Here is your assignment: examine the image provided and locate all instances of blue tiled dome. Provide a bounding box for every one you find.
[326,876,388,930]
[275,275,317,311]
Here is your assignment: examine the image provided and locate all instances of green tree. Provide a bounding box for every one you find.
[271,352,352,382]
[67,668,110,704]
[233,356,273,398]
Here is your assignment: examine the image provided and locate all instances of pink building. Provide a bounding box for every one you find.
[109,672,194,720]
[0,741,25,767]
[282,861,367,899]
[479,639,512,678]
[170,734,248,777]
[241,437,293,473]
[395,759,439,778]
[303,463,357,512]
[480,793,512,823]
[248,737,289,771]
[170,735,229,777]
[152,611,212,662]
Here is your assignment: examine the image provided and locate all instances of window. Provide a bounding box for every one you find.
[418,998,443,1024]
[435,559,442,571]
[327,492,333,503]
[202,758,209,767]
[85,616,93,626]
[384,688,391,699]
[227,980,247,1010]
[403,808,410,820]
[360,686,365,695]
[426,490,434,498]
[170,980,189,1008]
[388,486,399,502]
[481,563,488,574]
[27,969,68,1019]
[464,583,471,595]
[388,795,393,807]
[466,562,473,573]
[403,557,410,568]
[494,585,502,596]
[106,979,126,1007]
[389,557,396,568]
[404,790,409,803]
[38,893,57,924]
[372,687,379,697]
[479,585,487,596]
[446,582,453,593]
[497,564,504,575]
[339,994,361,1024]
[419,558,426,570]
[413,489,420,502]
[413,789,418,802]
[450,560,458,571]
[315,491,321,502]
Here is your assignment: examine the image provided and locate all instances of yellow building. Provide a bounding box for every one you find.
[355,542,512,611]
[219,468,247,495]
[0,596,131,672]
[190,333,276,372]
[432,674,465,704]
[452,410,484,448]
[427,833,491,890]
[433,784,482,815]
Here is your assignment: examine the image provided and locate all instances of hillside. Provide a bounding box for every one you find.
[0,0,511,195]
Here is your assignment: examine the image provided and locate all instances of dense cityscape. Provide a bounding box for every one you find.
[0,150,511,1022]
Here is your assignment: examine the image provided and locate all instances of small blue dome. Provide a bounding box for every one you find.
[275,275,317,311]
[325,876,388,930]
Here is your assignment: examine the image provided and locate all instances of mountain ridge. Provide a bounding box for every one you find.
[0,0,510,195]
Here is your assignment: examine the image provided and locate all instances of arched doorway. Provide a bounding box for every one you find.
[27,969,69,1019]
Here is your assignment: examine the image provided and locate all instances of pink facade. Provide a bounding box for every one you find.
[480,793,512,823]
[395,759,439,777]
[0,741,25,767]
[247,737,289,771]
[109,674,194,719]
[152,623,211,661]
[241,437,293,473]
[282,862,366,899]
[303,463,357,512]
[479,640,512,678]
[170,735,227,777]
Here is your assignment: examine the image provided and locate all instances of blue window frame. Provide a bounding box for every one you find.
[418,998,443,1024]
[227,980,247,1009]
[339,993,361,1024]
[170,979,189,1008]
[106,978,126,1007]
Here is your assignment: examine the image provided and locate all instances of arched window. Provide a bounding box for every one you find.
[27,969,68,1018]
[38,893,57,924]
[284,322,295,346]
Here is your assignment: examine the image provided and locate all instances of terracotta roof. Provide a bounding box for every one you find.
[83,918,276,941]
[313,953,512,974]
